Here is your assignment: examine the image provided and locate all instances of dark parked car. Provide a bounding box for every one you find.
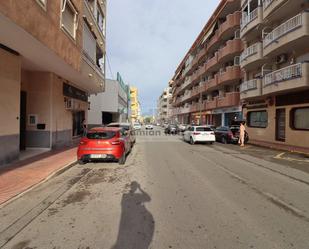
[215,126,249,144]
[164,124,178,134]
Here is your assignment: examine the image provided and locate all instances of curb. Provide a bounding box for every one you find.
[0,160,77,209]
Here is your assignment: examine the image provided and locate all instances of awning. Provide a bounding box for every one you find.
[201,22,216,44]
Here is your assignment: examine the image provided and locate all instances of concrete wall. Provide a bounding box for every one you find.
[244,103,309,149]
[21,71,89,148]
[21,71,52,148]
[88,79,118,125]
[0,0,83,72]
[0,47,21,165]
[50,74,88,148]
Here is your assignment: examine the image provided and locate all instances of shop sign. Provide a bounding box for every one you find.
[63,83,88,102]
[212,106,242,114]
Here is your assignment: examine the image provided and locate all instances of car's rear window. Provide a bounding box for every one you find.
[196,127,212,132]
[87,131,116,139]
[108,124,130,131]
[230,126,240,131]
[122,126,130,130]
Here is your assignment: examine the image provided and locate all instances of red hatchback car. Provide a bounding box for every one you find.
[77,127,131,165]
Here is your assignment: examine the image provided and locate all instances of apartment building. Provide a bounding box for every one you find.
[0,0,106,165]
[130,86,141,123]
[172,0,243,127]
[88,75,130,126]
[157,87,172,124]
[240,0,309,151]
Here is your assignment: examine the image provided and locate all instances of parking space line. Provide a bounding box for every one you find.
[274,152,309,163]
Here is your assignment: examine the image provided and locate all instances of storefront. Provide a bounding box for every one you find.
[212,106,242,127]
[244,91,309,151]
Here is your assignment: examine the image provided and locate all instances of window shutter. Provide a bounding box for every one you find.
[83,23,96,62]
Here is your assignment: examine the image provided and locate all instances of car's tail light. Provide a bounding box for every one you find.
[193,132,201,135]
[111,140,121,145]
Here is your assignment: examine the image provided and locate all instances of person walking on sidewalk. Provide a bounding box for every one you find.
[239,122,246,147]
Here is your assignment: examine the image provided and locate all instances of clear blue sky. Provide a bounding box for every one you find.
[106,0,220,115]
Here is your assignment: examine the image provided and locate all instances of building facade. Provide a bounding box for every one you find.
[88,77,130,126]
[157,87,172,124]
[172,0,242,127]
[240,0,309,151]
[0,0,106,166]
[130,86,141,123]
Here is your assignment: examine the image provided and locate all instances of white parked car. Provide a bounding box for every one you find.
[133,122,142,130]
[183,126,216,145]
[178,124,187,132]
[145,124,154,130]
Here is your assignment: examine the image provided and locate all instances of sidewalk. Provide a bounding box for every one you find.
[0,147,77,206]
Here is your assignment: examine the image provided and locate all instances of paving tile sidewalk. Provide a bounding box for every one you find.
[0,147,77,206]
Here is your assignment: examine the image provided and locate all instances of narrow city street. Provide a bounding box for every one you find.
[0,127,309,249]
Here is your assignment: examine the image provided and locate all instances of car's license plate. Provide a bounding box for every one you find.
[90,154,107,159]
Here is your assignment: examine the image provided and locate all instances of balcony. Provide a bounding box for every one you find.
[240,7,263,38]
[263,0,303,21]
[218,11,241,40]
[263,12,309,57]
[263,63,309,95]
[181,91,192,103]
[218,39,243,63]
[217,92,240,108]
[190,103,200,113]
[217,66,241,86]
[240,42,263,69]
[81,56,105,92]
[207,31,220,53]
[192,47,207,67]
[205,76,218,91]
[180,106,191,114]
[206,99,217,110]
[240,79,262,99]
[190,86,201,98]
[205,53,219,72]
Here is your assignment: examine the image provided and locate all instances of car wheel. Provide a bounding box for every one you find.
[221,137,227,144]
[209,142,214,145]
[78,159,86,165]
[118,153,126,165]
[190,137,195,145]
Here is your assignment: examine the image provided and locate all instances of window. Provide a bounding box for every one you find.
[97,6,105,35]
[96,45,104,73]
[196,127,212,132]
[87,131,116,140]
[247,111,268,128]
[36,0,47,10]
[83,22,96,62]
[85,0,95,13]
[291,107,309,130]
[61,0,78,39]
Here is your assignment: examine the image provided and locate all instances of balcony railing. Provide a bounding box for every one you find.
[241,8,258,30]
[217,92,240,108]
[240,43,259,62]
[240,79,258,92]
[263,63,302,86]
[263,0,274,10]
[263,14,302,48]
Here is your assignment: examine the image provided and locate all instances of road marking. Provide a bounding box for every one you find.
[274,152,309,163]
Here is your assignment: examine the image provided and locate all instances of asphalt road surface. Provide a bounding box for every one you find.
[1,127,309,249]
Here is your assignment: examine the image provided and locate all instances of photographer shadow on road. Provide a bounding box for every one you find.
[111,181,155,249]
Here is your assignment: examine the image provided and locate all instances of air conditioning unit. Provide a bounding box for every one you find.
[65,98,74,110]
[276,54,288,65]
